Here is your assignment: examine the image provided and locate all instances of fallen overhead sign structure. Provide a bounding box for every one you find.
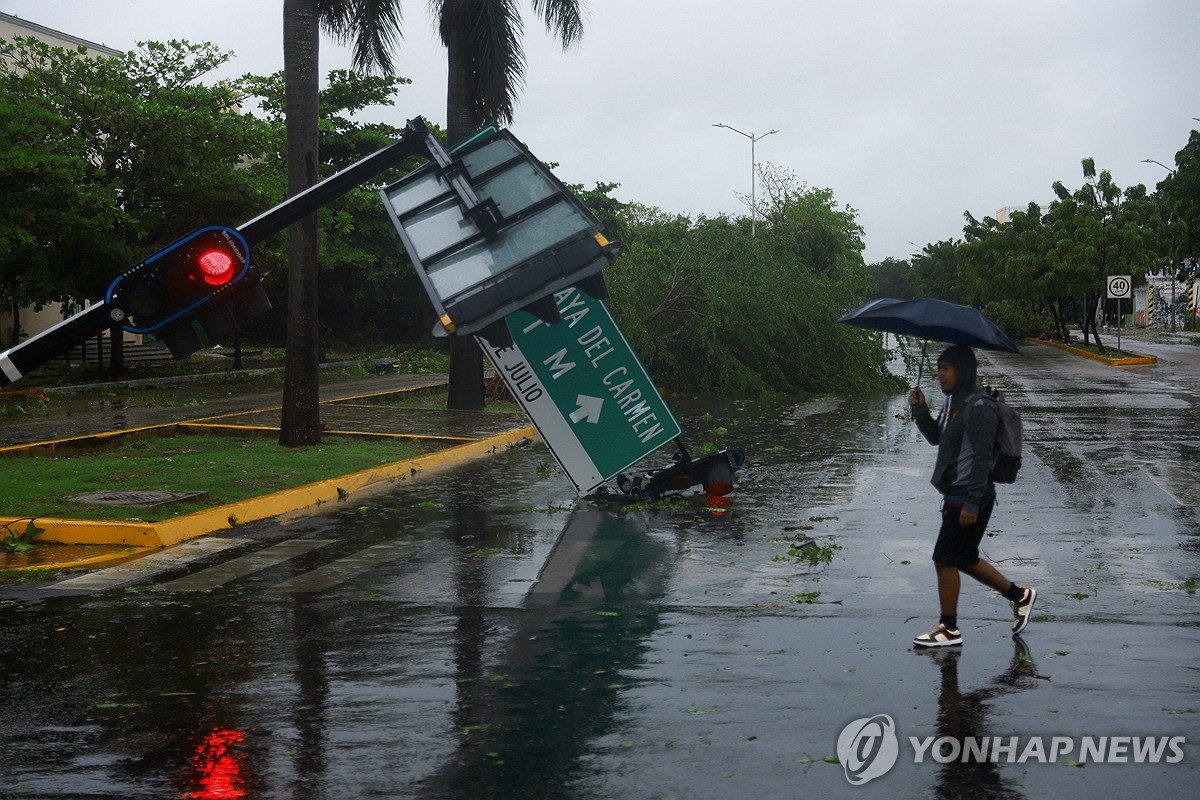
[1,116,743,500]
[381,125,743,500]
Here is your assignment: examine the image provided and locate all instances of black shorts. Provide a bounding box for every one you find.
[932,497,995,568]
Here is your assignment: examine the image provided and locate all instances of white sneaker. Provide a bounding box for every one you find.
[1011,587,1037,635]
[913,623,963,648]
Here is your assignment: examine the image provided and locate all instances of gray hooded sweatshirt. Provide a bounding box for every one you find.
[910,345,998,515]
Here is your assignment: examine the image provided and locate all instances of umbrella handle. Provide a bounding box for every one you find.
[915,339,929,389]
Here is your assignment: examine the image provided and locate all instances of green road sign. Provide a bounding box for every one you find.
[478,287,683,494]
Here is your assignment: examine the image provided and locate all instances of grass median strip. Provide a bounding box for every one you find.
[1,433,439,523]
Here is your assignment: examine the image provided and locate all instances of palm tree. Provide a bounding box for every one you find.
[279,0,403,447]
[434,0,586,409]
[279,0,584,431]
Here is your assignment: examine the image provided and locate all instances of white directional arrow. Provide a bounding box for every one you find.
[569,394,603,425]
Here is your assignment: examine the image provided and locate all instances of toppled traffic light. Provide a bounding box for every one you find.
[105,226,270,358]
[616,448,746,500]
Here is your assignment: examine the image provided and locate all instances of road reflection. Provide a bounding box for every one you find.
[420,501,673,798]
[289,586,330,799]
[183,728,247,800]
[917,637,1043,800]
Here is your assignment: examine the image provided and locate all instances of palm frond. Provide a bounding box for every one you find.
[531,0,585,49]
[469,0,525,124]
[318,0,355,35]
[319,0,404,74]
[434,0,586,126]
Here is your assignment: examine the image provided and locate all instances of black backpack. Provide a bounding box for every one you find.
[966,388,1023,483]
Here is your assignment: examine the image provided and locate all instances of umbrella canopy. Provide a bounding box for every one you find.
[837,297,1020,354]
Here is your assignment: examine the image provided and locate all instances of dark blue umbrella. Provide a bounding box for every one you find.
[838,297,1020,353]
[838,297,1019,387]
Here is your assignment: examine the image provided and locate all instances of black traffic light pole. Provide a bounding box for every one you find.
[0,117,445,388]
[0,303,116,388]
[237,117,441,247]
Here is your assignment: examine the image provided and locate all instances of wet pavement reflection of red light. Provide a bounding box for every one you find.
[185,728,247,800]
[706,495,734,514]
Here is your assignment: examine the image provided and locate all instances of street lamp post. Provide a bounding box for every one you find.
[1142,158,1175,175]
[713,123,778,236]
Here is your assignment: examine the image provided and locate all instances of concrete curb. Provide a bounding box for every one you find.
[2,423,537,569]
[1027,337,1157,366]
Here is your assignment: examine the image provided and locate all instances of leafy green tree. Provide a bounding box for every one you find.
[1157,129,1200,281]
[910,239,971,302]
[602,170,898,395]
[245,69,435,346]
[979,203,1058,338]
[0,36,271,346]
[866,257,917,300]
[910,157,1165,347]
[1042,159,1159,348]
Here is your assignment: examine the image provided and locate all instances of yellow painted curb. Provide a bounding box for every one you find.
[0,422,179,459]
[1027,338,1157,366]
[323,381,446,405]
[4,547,152,572]
[0,518,160,547]
[0,424,538,549]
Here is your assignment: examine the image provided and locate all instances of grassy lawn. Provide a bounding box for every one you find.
[0,433,437,523]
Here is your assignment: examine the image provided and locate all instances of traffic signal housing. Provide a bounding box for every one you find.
[639,449,746,499]
[105,226,270,358]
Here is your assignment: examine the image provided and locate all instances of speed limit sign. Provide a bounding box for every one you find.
[1107,275,1132,299]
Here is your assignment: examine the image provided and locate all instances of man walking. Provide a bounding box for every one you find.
[908,344,1036,647]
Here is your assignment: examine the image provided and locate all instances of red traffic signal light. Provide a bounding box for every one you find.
[198,249,236,285]
[106,226,251,335]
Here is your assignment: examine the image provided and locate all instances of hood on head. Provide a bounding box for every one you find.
[937,344,977,395]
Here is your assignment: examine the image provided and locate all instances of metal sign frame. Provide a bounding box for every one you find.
[380,126,615,340]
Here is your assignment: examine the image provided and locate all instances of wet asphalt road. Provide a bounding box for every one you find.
[1,338,1198,798]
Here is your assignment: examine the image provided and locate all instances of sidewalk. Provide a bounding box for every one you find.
[1,373,536,572]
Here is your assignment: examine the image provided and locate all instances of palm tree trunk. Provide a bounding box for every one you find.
[443,19,475,144]
[444,20,485,410]
[280,0,323,446]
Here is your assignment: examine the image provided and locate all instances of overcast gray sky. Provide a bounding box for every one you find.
[3,0,1197,264]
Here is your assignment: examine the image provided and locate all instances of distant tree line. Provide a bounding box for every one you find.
[866,134,1200,350]
[0,36,899,396]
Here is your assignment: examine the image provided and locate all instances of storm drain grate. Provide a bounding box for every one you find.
[66,490,209,507]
